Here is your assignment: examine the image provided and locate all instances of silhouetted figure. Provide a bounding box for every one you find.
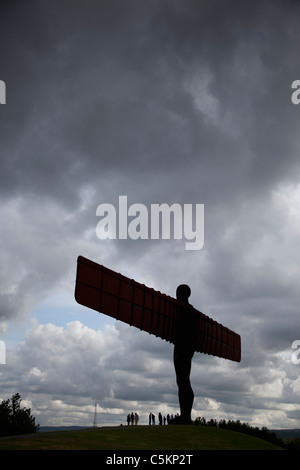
[173,284,197,424]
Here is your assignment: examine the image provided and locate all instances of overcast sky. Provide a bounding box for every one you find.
[1,0,300,429]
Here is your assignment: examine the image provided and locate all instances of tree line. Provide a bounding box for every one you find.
[194,416,300,449]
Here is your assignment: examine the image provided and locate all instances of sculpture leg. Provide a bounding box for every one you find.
[173,348,194,424]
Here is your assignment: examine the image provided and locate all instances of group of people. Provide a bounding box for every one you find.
[149,412,180,425]
[126,412,139,426]
[125,412,181,426]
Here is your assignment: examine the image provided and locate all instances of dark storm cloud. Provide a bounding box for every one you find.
[1,0,300,207]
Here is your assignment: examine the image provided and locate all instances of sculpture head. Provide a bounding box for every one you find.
[176,284,191,302]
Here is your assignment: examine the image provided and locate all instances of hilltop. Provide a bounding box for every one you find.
[0,425,284,450]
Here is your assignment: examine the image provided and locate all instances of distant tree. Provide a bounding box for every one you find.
[286,438,300,450]
[0,393,39,437]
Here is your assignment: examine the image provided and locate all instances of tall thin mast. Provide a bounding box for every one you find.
[93,402,97,427]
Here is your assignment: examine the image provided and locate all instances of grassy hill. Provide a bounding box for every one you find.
[0,425,284,450]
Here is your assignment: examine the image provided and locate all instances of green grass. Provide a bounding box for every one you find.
[0,426,284,450]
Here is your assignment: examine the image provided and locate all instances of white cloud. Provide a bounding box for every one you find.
[0,314,298,428]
